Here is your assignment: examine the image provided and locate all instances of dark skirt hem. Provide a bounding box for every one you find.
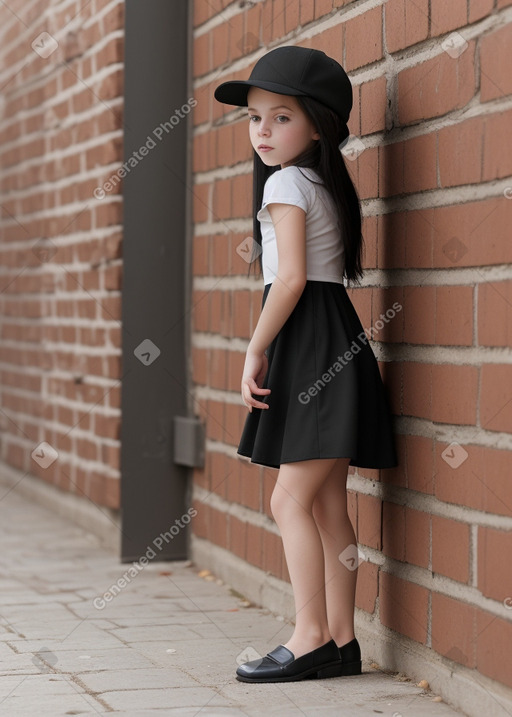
[237,449,397,471]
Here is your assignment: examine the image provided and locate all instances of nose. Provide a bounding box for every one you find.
[257,119,270,136]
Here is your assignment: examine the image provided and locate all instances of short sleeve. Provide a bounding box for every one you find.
[257,166,313,223]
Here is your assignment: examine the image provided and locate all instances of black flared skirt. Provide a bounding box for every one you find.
[237,280,398,470]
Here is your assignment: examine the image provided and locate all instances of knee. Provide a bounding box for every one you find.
[270,486,305,523]
[270,487,286,522]
[312,491,347,527]
[271,485,316,524]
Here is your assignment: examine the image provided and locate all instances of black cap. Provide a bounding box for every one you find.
[214,46,353,126]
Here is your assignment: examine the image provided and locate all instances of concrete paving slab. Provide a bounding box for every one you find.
[0,673,106,714]
[79,665,200,691]
[100,685,228,711]
[1,646,157,676]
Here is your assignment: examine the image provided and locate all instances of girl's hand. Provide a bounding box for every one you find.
[241,351,271,412]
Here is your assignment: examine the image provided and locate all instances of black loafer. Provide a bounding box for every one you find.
[235,638,341,683]
[315,637,362,678]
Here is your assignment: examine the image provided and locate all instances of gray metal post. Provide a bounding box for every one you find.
[120,0,192,562]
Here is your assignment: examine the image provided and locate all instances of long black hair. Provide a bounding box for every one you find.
[245,95,364,284]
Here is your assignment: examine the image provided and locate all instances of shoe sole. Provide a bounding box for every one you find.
[235,659,343,683]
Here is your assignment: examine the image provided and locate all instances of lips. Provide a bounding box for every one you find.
[258,144,273,150]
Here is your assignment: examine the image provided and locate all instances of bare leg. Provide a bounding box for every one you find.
[312,457,357,647]
[270,457,338,658]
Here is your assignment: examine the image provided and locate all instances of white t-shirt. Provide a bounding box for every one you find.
[256,165,345,285]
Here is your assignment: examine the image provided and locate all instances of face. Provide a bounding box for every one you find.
[247,87,320,168]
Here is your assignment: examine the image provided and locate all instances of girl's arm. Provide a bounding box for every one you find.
[249,203,307,353]
[241,203,307,411]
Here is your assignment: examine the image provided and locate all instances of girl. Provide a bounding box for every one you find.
[214,46,397,683]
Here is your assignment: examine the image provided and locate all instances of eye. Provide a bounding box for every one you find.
[248,115,260,122]
[276,115,289,123]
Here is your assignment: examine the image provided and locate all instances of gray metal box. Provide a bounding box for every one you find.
[173,415,205,468]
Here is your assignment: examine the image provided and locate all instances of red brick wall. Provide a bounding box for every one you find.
[0,0,124,508]
[191,0,512,691]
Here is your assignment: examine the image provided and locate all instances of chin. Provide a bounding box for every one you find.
[257,154,279,167]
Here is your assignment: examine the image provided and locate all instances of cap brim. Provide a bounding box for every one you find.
[214,79,305,107]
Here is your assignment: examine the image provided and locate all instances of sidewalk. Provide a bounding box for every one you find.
[0,487,465,716]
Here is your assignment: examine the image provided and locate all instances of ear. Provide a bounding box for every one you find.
[312,130,320,141]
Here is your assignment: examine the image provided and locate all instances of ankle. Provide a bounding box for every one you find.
[332,632,356,648]
[299,625,332,644]
[285,626,332,652]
